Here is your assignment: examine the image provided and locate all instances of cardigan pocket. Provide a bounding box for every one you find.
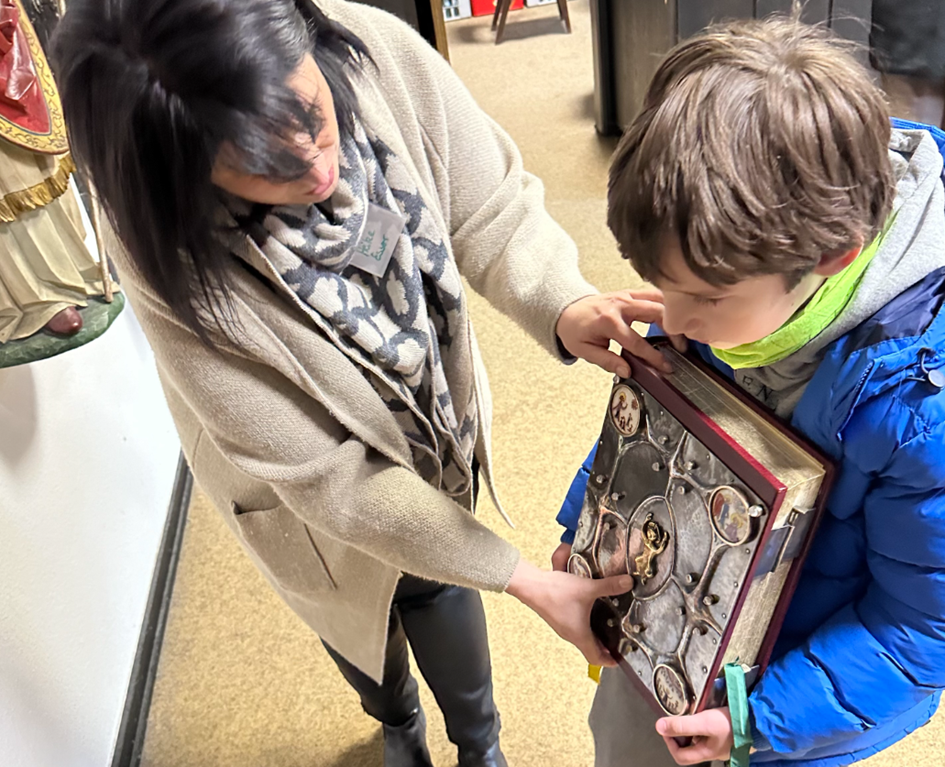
[232,501,337,593]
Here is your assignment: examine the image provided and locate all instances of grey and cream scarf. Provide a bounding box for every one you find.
[227,118,477,497]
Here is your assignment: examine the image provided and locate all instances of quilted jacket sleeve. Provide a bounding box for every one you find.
[749,392,945,756]
[556,444,599,544]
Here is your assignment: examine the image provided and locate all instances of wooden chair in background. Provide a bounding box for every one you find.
[492,0,571,44]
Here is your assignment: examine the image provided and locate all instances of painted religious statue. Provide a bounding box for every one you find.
[0,0,122,368]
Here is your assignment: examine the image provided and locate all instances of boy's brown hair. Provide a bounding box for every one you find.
[608,16,894,287]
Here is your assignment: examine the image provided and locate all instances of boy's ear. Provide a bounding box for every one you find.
[812,245,862,277]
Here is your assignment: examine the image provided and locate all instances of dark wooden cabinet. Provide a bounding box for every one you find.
[590,0,872,135]
[352,0,450,60]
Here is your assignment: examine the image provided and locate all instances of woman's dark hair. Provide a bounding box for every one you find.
[52,0,369,339]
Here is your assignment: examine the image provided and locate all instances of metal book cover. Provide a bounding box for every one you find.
[569,339,834,717]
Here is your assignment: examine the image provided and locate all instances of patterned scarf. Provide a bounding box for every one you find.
[226,118,477,497]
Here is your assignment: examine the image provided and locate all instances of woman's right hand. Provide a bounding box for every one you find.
[506,559,633,667]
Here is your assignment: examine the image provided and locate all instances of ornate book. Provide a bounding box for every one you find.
[568,339,834,716]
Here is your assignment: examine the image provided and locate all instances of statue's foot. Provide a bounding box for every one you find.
[46,307,83,336]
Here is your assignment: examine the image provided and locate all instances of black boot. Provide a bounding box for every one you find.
[383,707,435,767]
[458,737,509,767]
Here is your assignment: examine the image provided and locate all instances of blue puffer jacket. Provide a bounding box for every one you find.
[557,127,945,766]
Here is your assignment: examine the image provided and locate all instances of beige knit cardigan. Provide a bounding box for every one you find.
[108,0,597,681]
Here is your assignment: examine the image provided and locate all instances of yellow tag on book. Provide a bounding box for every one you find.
[588,664,602,684]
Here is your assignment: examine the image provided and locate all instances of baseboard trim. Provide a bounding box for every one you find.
[111,452,193,767]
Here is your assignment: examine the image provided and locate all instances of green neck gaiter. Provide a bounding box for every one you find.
[711,226,890,370]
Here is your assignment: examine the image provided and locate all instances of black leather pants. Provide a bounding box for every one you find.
[322,574,501,758]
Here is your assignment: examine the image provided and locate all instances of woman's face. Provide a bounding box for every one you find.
[211,53,341,206]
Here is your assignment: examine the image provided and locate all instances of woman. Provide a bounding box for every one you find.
[52,1,662,764]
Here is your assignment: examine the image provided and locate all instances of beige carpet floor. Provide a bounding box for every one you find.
[141,3,943,766]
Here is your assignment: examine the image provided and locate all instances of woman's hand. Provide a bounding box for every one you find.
[506,559,632,666]
[656,708,735,765]
[556,289,673,374]
[556,290,689,375]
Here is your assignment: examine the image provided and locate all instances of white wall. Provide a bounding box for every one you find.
[0,191,181,767]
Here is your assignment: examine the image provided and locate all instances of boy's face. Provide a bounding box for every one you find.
[652,238,824,349]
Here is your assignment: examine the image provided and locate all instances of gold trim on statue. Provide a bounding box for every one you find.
[0,153,75,222]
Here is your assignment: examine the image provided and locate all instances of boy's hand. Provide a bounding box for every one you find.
[556,290,673,375]
[656,708,735,765]
[551,541,571,571]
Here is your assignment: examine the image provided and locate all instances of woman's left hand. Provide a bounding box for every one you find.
[505,559,632,667]
[556,290,674,375]
[656,707,735,765]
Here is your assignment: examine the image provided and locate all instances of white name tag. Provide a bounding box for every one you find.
[349,203,407,277]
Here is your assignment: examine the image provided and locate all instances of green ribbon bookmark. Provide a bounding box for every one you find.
[725,662,752,767]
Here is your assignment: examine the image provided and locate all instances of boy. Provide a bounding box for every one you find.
[555,16,945,767]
